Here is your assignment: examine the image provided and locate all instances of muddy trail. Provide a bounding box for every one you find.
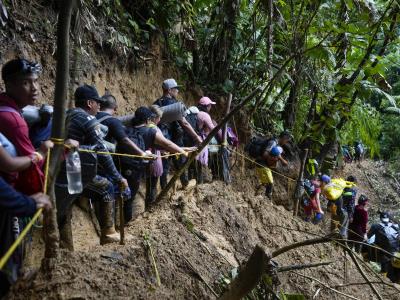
[7,160,400,300]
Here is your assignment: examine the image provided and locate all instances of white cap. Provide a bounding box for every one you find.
[162,78,180,90]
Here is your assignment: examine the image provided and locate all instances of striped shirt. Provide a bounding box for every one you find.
[66,108,122,183]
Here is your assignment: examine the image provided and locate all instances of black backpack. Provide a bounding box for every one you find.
[183,112,200,146]
[116,127,147,170]
[376,224,400,253]
[245,137,274,158]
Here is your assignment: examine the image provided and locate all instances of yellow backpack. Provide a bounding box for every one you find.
[323,178,355,201]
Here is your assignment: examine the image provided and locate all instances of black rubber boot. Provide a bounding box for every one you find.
[265,184,273,199]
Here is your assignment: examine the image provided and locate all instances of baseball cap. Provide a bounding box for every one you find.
[162,78,180,90]
[135,106,157,123]
[321,174,331,183]
[270,146,281,157]
[2,58,42,82]
[74,84,104,103]
[199,96,216,106]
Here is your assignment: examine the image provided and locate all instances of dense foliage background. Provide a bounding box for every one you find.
[4,0,399,167]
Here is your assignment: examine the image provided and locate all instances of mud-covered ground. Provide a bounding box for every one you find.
[8,160,400,300]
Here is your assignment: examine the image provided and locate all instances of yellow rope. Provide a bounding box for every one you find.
[0,149,51,270]
[76,147,196,159]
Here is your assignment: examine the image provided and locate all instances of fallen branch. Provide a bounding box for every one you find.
[277,261,333,273]
[156,87,262,202]
[290,271,359,300]
[183,256,219,298]
[143,234,161,287]
[219,235,334,300]
[271,235,334,258]
[344,248,384,300]
[219,245,270,300]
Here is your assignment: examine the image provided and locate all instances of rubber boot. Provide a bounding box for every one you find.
[99,200,120,245]
[59,205,74,251]
[265,183,273,199]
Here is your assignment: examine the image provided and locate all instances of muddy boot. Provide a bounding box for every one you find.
[59,205,74,251]
[265,184,273,199]
[59,220,74,251]
[99,200,120,245]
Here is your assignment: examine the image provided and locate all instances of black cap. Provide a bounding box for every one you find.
[2,58,42,82]
[74,84,104,103]
[135,106,156,123]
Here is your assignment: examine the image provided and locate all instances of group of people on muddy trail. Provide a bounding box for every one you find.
[300,171,400,284]
[0,58,243,296]
[341,141,365,164]
[0,58,398,297]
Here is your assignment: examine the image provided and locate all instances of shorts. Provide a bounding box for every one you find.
[256,167,273,185]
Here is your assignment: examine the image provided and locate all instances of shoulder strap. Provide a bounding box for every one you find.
[97,115,113,124]
[0,106,20,114]
[68,109,99,131]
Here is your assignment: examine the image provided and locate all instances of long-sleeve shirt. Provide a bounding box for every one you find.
[67,108,122,183]
[0,176,36,217]
[349,205,368,236]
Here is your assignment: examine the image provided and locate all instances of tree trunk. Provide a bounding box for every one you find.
[293,148,308,215]
[266,0,273,79]
[209,0,240,84]
[43,0,75,259]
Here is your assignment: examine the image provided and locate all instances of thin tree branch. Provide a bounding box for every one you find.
[290,271,359,300]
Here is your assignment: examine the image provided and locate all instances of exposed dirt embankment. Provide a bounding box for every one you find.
[0,2,193,113]
[9,165,400,299]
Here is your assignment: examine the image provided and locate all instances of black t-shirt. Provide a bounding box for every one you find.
[153,96,183,145]
[96,111,127,144]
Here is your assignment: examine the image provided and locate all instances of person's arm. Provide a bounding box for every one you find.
[315,191,324,213]
[0,146,34,172]
[154,131,187,156]
[110,119,146,156]
[279,155,288,166]
[179,118,202,144]
[0,177,51,217]
[361,210,368,235]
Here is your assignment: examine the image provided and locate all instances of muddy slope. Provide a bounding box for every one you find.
[8,166,400,299]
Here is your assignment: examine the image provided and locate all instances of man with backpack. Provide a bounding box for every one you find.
[154,78,202,188]
[117,106,188,223]
[56,84,129,249]
[245,132,290,198]
[96,94,150,155]
[341,175,357,238]
[367,212,399,273]
[320,175,355,238]
[354,141,364,162]
[257,146,287,198]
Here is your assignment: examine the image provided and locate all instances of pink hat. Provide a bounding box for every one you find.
[199,96,216,106]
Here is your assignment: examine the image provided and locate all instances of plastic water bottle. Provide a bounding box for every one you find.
[66,150,83,194]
